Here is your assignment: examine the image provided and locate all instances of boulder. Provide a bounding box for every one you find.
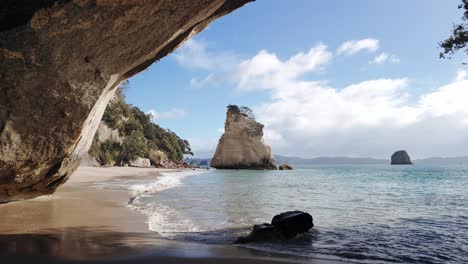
[128,157,151,168]
[234,223,278,244]
[210,106,277,170]
[0,0,252,202]
[278,164,293,170]
[271,211,314,238]
[235,211,314,244]
[391,150,413,165]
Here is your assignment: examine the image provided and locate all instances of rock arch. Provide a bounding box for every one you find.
[0,0,252,202]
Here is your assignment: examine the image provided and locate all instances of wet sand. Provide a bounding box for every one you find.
[0,167,337,264]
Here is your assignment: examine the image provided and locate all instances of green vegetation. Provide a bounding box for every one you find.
[89,83,192,166]
[440,0,468,60]
[227,104,255,120]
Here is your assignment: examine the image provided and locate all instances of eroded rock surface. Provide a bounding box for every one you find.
[391,150,413,165]
[210,106,277,170]
[0,0,252,202]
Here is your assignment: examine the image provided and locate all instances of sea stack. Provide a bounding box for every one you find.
[210,105,277,169]
[391,150,413,165]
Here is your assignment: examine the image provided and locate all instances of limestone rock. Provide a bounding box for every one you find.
[97,123,122,144]
[79,153,100,167]
[391,150,413,165]
[128,157,151,168]
[0,0,252,202]
[210,106,277,170]
[279,164,293,170]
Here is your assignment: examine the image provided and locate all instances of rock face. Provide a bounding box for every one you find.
[0,0,252,202]
[279,164,293,170]
[210,107,277,170]
[97,123,122,144]
[391,150,413,165]
[235,211,314,244]
[128,157,151,168]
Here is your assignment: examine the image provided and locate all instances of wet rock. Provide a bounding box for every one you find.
[0,0,252,202]
[235,211,314,244]
[278,164,293,170]
[271,211,314,238]
[391,150,413,165]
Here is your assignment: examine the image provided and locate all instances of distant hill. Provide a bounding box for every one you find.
[415,156,468,165]
[275,155,388,165]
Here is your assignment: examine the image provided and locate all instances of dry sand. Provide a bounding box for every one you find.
[0,167,337,264]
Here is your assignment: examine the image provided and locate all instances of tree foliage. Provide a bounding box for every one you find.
[440,0,468,59]
[90,84,192,165]
[227,104,255,120]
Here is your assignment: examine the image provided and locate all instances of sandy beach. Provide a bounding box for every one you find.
[0,167,333,264]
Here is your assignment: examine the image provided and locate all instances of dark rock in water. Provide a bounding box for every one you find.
[234,223,278,244]
[271,211,314,238]
[278,164,293,170]
[391,150,413,165]
[234,211,314,244]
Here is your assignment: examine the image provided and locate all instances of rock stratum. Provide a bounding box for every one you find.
[0,0,252,202]
[210,106,277,170]
[391,150,413,165]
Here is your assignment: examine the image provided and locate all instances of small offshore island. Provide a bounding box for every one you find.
[391,150,413,165]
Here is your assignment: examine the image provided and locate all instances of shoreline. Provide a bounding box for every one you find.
[0,166,337,263]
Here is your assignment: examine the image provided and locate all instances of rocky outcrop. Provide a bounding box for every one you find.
[235,211,314,244]
[0,1,252,202]
[79,153,100,167]
[128,157,151,168]
[391,150,413,165]
[279,164,293,170]
[210,106,277,170]
[97,123,122,144]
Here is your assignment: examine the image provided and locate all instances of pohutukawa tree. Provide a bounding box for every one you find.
[440,0,468,61]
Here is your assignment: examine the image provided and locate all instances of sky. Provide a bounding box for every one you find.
[126,0,468,159]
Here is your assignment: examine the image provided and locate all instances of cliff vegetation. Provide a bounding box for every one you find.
[88,82,192,166]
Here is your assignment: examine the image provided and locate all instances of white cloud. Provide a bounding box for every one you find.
[455,69,467,82]
[147,108,186,120]
[235,45,332,90]
[371,52,400,64]
[337,38,379,55]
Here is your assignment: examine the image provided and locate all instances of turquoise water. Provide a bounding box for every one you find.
[130,165,468,263]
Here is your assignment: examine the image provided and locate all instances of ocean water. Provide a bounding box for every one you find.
[119,165,467,263]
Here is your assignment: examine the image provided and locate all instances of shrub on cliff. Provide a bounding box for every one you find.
[227,104,255,120]
[99,139,122,166]
[91,84,192,164]
[121,131,148,163]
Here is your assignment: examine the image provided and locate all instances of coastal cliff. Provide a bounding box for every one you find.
[0,0,252,202]
[210,105,277,170]
[85,86,191,168]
